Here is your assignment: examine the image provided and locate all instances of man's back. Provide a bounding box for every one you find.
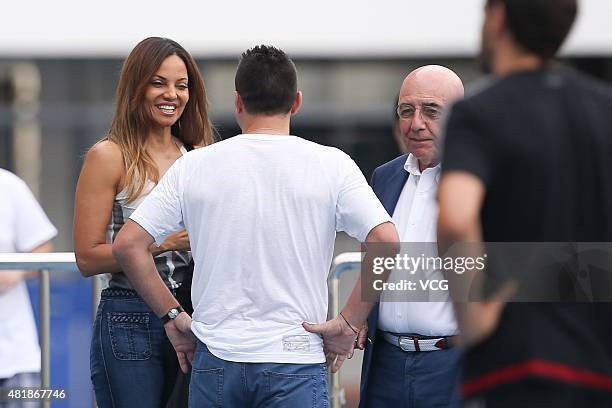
[446,68,612,242]
[132,134,390,363]
[443,67,612,393]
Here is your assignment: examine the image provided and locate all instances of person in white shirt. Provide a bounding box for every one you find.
[112,45,399,407]
[0,169,57,408]
[357,66,465,407]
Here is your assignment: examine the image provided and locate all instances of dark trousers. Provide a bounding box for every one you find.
[363,339,461,408]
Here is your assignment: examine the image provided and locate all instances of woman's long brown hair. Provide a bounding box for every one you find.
[105,37,215,202]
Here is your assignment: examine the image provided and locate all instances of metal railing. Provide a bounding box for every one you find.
[0,252,79,408]
[0,251,364,408]
[328,252,363,408]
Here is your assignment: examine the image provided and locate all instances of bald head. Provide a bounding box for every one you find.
[397,65,464,170]
[400,65,464,104]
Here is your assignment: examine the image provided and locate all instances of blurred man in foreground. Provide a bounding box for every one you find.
[438,0,612,406]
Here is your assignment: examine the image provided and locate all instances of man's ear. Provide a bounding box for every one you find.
[290,91,302,115]
[489,0,508,41]
[235,91,244,114]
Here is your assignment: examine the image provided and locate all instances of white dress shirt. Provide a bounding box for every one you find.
[378,154,458,336]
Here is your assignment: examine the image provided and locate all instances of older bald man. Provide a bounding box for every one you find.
[359,66,464,408]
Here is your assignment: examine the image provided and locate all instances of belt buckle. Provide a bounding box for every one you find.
[398,336,415,352]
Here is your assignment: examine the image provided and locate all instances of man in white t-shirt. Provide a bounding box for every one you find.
[113,45,399,407]
[0,169,57,407]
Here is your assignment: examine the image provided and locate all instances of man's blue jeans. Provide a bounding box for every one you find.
[189,341,329,407]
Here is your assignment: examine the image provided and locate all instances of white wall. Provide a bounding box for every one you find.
[3,0,611,57]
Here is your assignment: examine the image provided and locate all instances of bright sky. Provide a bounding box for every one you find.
[3,0,611,57]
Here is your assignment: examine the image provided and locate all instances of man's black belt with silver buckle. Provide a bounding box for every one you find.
[381,331,455,352]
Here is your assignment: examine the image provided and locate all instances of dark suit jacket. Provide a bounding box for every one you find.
[359,154,408,407]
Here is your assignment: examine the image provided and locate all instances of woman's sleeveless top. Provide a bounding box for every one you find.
[106,144,191,290]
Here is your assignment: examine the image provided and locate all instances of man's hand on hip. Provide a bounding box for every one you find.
[303,315,359,373]
[164,312,196,373]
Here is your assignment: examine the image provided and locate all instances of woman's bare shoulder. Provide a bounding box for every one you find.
[85,139,125,168]
[82,139,124,182]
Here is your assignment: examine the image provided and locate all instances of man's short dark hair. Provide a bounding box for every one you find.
[489,0,578,60]
[235,45,297,115]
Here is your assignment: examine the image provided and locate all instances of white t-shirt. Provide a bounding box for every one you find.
[0,169,57,379]
[131,134,391,364]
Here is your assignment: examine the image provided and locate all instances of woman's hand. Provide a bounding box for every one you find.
[153,230,190,254]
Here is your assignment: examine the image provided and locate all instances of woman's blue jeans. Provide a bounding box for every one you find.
[90,288,181,408]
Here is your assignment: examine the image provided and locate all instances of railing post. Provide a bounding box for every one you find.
[328,252,362,408]
[39,268,51,408]
[330,275,344,408]
[92,276,103,408]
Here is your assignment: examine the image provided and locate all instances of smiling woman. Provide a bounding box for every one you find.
[147,55,190,127]
[72,37,215,408]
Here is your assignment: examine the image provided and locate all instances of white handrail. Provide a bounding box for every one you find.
[0,252,79,271]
